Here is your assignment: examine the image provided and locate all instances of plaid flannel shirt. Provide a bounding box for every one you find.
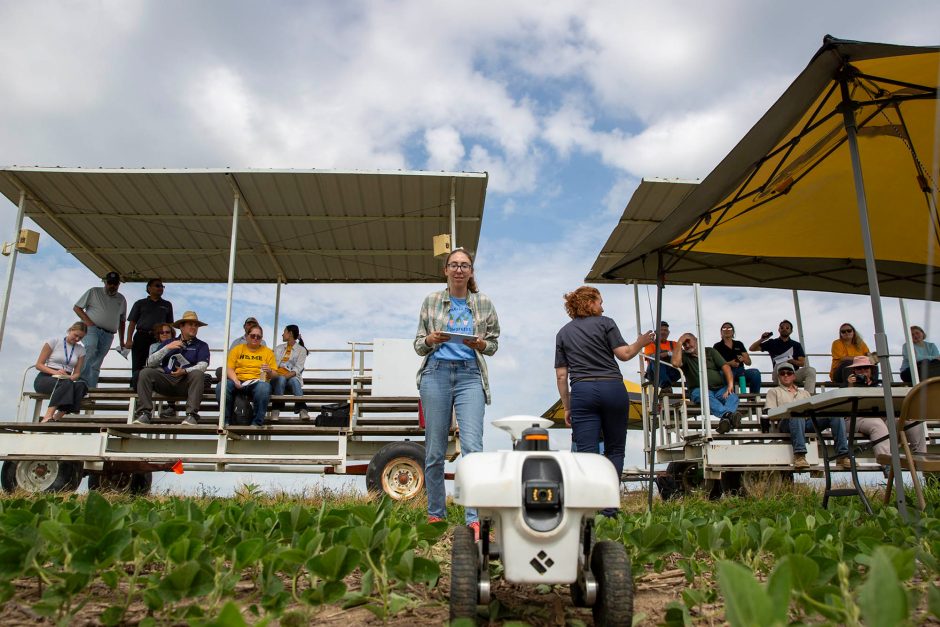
[414,288,500,404]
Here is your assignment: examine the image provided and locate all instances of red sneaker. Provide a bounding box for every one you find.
[428,516,445,524]
[468,521,481,542]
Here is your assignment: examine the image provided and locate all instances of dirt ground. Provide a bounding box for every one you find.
[0,546,688,626]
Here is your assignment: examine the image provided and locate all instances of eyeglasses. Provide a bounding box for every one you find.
[248,334,262,339]
[840,329,853,334]
[778,370,795,376]
[446,263,472,271]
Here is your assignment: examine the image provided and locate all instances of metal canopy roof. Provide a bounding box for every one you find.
[0,167,488,283]
[585,178,698,283]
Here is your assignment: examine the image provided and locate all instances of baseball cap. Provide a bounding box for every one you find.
[244,316,258,325]
[660,321,669,328]
[103,271,121,284]
[775,362,796,374]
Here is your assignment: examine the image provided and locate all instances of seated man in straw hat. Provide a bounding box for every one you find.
[134,311,211,426]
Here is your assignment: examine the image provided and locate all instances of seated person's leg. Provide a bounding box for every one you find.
[216,379,237,424]
[745,368,761,394]
[820,417,848,457]
[854,417,889,457]
[182,371,204,416]
[286,376,307,411]
[904,420,928,455]
[900,368,912,384]
[250,381,272,426]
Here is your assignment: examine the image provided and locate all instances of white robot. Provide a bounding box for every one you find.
[451,416,633,626]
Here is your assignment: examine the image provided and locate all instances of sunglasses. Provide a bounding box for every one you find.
[158,330,173,335]
[840,329,853,334]
[247,334,263,339]
[778,370,795,376]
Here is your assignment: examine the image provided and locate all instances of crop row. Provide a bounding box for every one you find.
[0,493,445,625]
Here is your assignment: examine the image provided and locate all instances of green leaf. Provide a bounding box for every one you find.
[307,545,360,581]
[780,553,819,592]
[858,548,908,627]
[100,605,125,626]
[101,570,120,589]
[159,560,201,596]
[205,601,248,627]
[410,556,440,586]
[234,537,265,569]
[662,601,692,627]
[927,584,940,619]
[716,560,776,627]
[765,559,792,623]
[84,491,114,529]
[37,519,68,545]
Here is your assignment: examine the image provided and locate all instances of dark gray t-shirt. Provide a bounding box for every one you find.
[128,297,174,334]
[555,316,627,383]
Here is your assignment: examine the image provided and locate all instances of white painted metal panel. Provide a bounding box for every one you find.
[371,338,423,397]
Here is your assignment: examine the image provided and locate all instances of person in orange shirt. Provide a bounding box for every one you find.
[216,324,277,427]
[643,321,681,390]
[830,323,876,385]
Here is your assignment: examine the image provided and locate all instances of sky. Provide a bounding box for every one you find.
[0,0,937,495]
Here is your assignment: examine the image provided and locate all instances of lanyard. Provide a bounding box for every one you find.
[63,337,75,367]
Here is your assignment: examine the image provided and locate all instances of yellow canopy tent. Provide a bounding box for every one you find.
[588,36,939,517]
[541,379,644,429]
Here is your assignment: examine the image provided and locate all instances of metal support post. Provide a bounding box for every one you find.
[449,177,457,249]
[0,190,27,350]
[693,283,711,430]
[899,299,919,385]
[218,191,242,434]
[273,279,282,338]
[792,290,807,354]
[839,76,907,518]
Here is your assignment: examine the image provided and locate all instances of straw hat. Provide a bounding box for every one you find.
[846,355,873,369]
[174,311,208,328]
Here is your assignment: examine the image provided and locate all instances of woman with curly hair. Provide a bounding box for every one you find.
[830,322,876,385]
[554,286,653,512]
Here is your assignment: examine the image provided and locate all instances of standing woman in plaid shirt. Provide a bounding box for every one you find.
[414,248,499,538]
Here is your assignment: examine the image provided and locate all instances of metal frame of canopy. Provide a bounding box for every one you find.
[591,36,940,518]
[0,168,488,475]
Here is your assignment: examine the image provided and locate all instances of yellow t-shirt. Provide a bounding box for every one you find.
[830,339,870,379]
[227,344,277,382]
[276,344,293,377]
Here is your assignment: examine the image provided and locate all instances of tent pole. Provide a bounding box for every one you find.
[693,283,711,431]
[792,290,807,348]
[839,76,907,518]
[450,177,457,249]
[218,191,241,437]
[273,279,282,340]
[633,281,648,453]
[649,255,665,511]
[0,190,26,350]
[899,299,919,386]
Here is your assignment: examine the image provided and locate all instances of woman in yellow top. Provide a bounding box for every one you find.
[830,323,875,385]
[270,325,309,420]
[216,323,277,426]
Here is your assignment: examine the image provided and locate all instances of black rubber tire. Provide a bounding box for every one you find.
[591,541,634,627]
[0,460,83,494]
[449,525,479,623]
[365,441,426,501]
[88,471,153,495]
[656,462,683,500]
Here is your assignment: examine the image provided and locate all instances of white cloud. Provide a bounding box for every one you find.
[424,126,465,171]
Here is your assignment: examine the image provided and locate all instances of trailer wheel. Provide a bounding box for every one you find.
[591,541,634,627]
[0,460,83,494]
[449,525,479,622]
[88,471,153,495]
[366,441,426,500]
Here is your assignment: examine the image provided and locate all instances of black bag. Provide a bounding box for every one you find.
[232,393,254,426]
[315,402,350,427]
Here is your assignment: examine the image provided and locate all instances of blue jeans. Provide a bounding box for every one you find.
[80,326,114,389]
[645,362,682,387]
[270,375,307,410]
[690,387,739,418]
[216,379,272,426]
[731,365,762,394]
[420,359,485,523]
[570,380,628,479]
[779,417,848,456]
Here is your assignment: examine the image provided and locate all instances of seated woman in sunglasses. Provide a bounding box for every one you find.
[217,324,277,427]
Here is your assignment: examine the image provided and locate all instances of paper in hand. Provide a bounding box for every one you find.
[115,346,131,359]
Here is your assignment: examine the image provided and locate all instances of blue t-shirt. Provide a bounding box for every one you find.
[432,296,475,361]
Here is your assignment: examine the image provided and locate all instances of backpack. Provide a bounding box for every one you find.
[231,393,254,426]
[315,402,350,427]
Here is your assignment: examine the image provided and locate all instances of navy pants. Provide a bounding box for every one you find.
[570,379,629,479]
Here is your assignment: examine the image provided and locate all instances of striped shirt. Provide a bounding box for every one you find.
[414,288,500,404]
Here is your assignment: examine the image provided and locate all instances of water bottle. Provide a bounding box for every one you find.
[738,375,747,394]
